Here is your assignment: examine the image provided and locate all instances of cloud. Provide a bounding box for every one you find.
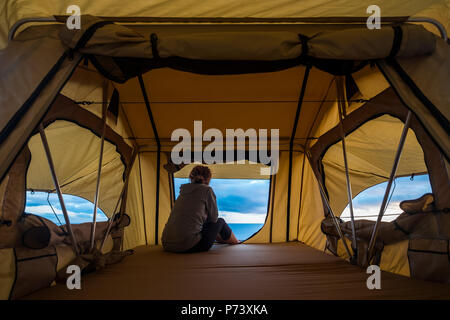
[340,201,402,222]
[25,204,107,224]
[174,178,270,214]
[219,211,266,224]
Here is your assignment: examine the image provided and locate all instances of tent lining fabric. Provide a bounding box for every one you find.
[1,13,449,297]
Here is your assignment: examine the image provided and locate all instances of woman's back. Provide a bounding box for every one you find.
[162,183,218,252]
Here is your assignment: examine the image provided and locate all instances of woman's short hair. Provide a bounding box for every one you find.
[189,165,212,184]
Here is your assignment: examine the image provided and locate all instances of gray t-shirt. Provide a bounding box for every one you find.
[162,183,219,252]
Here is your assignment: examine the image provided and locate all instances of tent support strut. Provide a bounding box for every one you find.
[366,110,412,264]
[306,152,353,260]
[138,75,161,245]
[336,76,358,262]
[89,103,108,252]
[38,123,79,256]
[287,64,311,241]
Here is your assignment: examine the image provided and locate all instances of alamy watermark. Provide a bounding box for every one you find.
[66,5,81,30]
[367,5,381,29]
[171,121,279,175]
[66,264,81,290]
[366,265,381,289]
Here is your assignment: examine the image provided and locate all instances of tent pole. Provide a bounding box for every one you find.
[367,110,412,264]
[38,123,79,256]
[287,65,311,241]
[99,148,138,252]
[305,152,352,259]
[138,75,161,245]
[336,77,358,262]
[89,103,108,252]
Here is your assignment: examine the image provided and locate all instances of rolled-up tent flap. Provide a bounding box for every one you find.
[307,24,436,60]
[59,16,436,61]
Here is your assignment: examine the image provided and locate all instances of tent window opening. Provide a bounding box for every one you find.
[340,174,432,222]
[174,177,270,241]
[25,191,108,225]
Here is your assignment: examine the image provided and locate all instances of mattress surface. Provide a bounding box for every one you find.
[23,242,450,299]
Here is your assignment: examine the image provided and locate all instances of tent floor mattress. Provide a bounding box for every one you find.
[23,242,450,300]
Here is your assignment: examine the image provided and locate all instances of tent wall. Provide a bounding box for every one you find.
[0,26,82,182]
[134,152,172,246]
[0,10,449,291]
[322,114,427,217]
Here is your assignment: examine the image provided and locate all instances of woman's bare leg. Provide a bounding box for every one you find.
[216,231,240,244]
[215,234,227,244]
[224,231,240,244]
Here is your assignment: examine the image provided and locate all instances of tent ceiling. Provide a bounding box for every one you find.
[116,65,335,148]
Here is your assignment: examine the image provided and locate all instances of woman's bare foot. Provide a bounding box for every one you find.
[226,232,240,245]
[215,234,227,244]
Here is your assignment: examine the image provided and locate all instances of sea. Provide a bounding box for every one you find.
[36,214,263,241]
[228,223,263,241]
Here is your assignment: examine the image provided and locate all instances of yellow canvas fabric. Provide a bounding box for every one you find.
[322,114,427,217]
[27,120,125,217]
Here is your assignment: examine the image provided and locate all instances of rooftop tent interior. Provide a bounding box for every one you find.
[0,4,449,299]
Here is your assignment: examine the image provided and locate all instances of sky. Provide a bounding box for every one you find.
[25,191,107,225]
[174,178,270,224]
[340,174,431,222]
[24,174,431,226]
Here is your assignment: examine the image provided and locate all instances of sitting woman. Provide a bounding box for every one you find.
[162,165,239,253]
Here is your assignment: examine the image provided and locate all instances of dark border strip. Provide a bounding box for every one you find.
[0,51,68,148]
[296,154,306,240]
[53,15,409,24]
[376,61,449,161]
[8,249,18,300]
[138,75,161,245]
[138,153,148,245]
[387,59,450,135]
[16,253,57,263]
[269,174,277,243]
[286,65,311,241]
[408,248,448,255]
[168,171,175,209]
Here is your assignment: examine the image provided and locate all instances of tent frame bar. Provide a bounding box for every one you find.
[138,75,161,245]
[8,16,447,43]
[286,64,311,241]
[366,110,412,264]
[336,76,358,262]
[38,123,79,256]
[89,102,108,252]
[305,152,352,259]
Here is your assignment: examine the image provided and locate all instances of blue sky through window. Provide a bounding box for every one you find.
[175,178,270,240]
[340,174,432,222]
[25,191,108,225]
[23,174,432,240]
